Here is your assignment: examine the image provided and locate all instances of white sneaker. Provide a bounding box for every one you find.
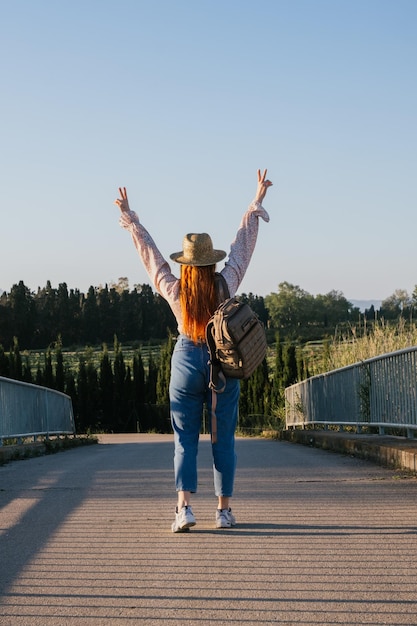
[171,505,196,533]
[215,508,236,528]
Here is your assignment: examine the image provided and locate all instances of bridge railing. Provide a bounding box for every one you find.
[0,376,75,445]
[285,346,417,438]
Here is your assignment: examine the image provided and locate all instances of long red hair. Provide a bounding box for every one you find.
[180,264,218,344]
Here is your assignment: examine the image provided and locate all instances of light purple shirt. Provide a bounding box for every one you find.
[119,200,269,335]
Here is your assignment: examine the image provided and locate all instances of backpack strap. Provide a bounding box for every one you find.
[207,273,230,392]
[206,318,227,393]
[207,321,226,444]
[214,272,230,304]
[210,383,219,445]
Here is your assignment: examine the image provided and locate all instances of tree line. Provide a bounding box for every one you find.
[1,278,370,350]
[0,279,177,350]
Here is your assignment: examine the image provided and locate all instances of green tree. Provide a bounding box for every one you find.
[0,292,12,348]
[35,363,43,386]
[132,349,146,430]
[65,371,77,424]
[82,286,99,343]
[86,349,100,427]
[146,351,158,404]
[133,350,145,403]
[9,281,35,348]
[55,283,73,346]
[22,355,33,383]
[265,282,313,335]
[54,337,65,392]
[156,333,174,405]
[239,293,268,326]
[35,281,58,347]
[296,343,307,381]
[43,347,54,389]
[76,348,100,432]
[0,344,9,377]
[314,290,357,328]
[67,287,82,344]
[270,333,285,413]
[282,343,298,388]
[98,285,116,344]
[380,289,411,320]
[113,337,130,431]
[99,345,114,430]
[247,360,270,416]
[76,355,88,432]
[9,337,23,380]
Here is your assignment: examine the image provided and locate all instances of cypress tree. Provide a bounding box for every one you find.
[99,344,114,430]
[65,371,77,424]
[124,364,135,431]
[146,351,158,405]
[133,350,145,403]
[75,354,88,433]
[156,333,174,405]
[76,355,88,432]
[43,347,54,389]
[296,344,306,381]
[271,333,285,413]
[55,337,65,392]
[132,349,146,431]
[82,286,99,344]
[85,347,100,430]
[248,359,270,416]
[113,337,128,431]
[9,337,23,380]
[0,344,9,377]
[239,378,249,419]
[98,285,114,344]
[75,349,100,432]
[35,363,43,386]
[22,355,33,383]
[283,343,298,388]
[9,281,35,349]
[260,358,271,417]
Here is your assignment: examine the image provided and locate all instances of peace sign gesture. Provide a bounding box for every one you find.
[254,169,273,204]
[114,187,130,213]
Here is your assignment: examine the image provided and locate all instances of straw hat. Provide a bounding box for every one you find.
[170,233,226,266]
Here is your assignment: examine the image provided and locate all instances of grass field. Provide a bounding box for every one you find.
[21,343,163,378]
[303,318,417,377]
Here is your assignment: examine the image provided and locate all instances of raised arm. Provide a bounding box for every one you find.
[114,187,180,315]
[221,169,273,295]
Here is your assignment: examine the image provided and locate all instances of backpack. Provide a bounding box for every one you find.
[206,274,267,391]
[206,275,267,443]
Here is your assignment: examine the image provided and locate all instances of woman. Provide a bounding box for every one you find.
[114,169,272,532]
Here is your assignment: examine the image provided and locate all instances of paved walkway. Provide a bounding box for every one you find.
[1,434,417,625]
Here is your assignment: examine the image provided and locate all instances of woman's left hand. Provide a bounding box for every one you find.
[254,169,273,204]
[114,187,130,213]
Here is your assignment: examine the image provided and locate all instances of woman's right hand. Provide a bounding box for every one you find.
[254,169,273,204]
[114,187,130,213]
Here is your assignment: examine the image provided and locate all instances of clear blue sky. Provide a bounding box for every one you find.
[1,0,416,302]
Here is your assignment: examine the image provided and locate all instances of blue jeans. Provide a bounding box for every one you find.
[169,335,240,497]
